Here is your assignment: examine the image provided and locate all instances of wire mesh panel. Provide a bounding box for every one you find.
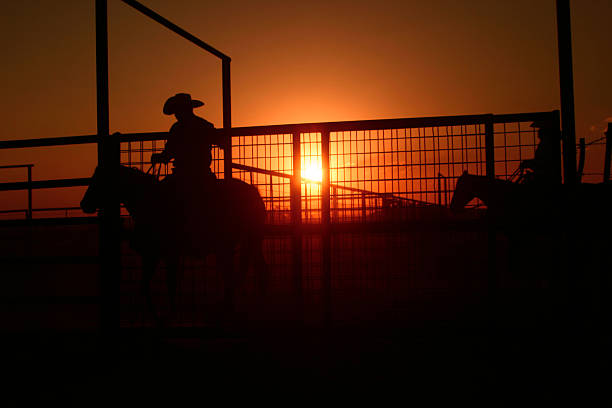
[231,133,293,224]
[120,140,225,178]
[230,132,326,225]
[330,124,487,221]
[301,133,323,223]
[493,121,540,181]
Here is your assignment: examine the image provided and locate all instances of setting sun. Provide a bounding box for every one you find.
[301,163,322,182]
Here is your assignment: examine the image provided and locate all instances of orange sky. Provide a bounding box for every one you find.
[1,0,612,211]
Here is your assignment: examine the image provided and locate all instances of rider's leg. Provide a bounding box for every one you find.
[243,231,267,297]
[219,247,238,318]
[166,255,181,319]
[141,254,160,324]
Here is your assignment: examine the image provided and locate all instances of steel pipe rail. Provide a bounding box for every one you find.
[0,178,90,192]
[120,0,230,61]
[0,111,557,151]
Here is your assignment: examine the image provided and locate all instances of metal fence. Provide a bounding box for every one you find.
[111,111,560,327]
[222,112,555,225]
[4,0,611,334]
[1,111,572,329]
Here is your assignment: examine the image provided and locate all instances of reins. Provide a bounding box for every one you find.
[508,165,532,184]
[146,162,162,181]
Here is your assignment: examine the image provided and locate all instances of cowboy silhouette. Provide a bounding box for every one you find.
[519,119,561,185]
[152,93,224,221]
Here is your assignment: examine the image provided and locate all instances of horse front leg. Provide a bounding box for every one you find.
[243,233,268,298]
[141,254,161,326]
[219,247,238,320]
[166,255,181,322]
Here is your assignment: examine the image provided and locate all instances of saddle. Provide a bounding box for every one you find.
[159,171,220,228]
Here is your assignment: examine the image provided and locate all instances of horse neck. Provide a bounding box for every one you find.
[117,166,157,217]
[465,174,494,207]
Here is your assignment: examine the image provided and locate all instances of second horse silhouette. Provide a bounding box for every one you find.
[80,163,267,326]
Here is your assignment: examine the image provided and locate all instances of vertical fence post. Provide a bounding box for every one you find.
[291,132,303,305]
[577,137,585,183]
[222,58,232,179]
[321,131,331,223]
[556,0,578,186]
[361,192,366,222]
[331,186,337,222]
[27,165,32,220]
[550,110,563,184]
[304,185,309,221]
[444,177,449,206]
[96,0,120,338]
[321,129,332,326]
[437,173,442,206]
[484,114,497,325]
[485,115,495,180]
[604,123,611,183]
[269,173,273,211]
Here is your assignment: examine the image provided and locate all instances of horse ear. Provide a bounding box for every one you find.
[462,170,468,176]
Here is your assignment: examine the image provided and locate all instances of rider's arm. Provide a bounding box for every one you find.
[520,158,536,170]
[159,140,177,162]
[199,120,225,148]
[151,142,174,164]
[152,124,180,163]
[151,150,171,164]
[208,128,226,148]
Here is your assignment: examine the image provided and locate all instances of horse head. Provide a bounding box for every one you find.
[80,166,103,214]
[80,165,158,214]
[450,171,475,212]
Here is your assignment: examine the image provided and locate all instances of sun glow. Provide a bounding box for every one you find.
[301,163,322,182]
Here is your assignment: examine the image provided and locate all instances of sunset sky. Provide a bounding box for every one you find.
[1,0,612,210]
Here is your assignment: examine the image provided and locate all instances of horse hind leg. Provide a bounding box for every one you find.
[141,254,162,326]
[248,233,268,297]
[219,248,238,318]
[238,242,250,291]
[166,256,181,323]
[237,233,268,311]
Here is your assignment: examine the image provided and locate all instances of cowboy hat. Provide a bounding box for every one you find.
[163,93,204,115]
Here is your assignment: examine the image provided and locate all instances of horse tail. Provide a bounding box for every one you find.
[235,181,268,293]
[249,185,268,285]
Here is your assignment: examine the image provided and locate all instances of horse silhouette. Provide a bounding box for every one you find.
[450,171,611,322]
[450,171,566,288]
[450,171,563,233]
[80,164,267,324]
[450,171,612,233]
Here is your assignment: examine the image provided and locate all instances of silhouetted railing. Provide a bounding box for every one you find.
[0,110,571,329]
[0,111,562,222]
[0,164,33,219]
[226,112,559,224]
[0,207,83,220]
[575,124,611,183]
